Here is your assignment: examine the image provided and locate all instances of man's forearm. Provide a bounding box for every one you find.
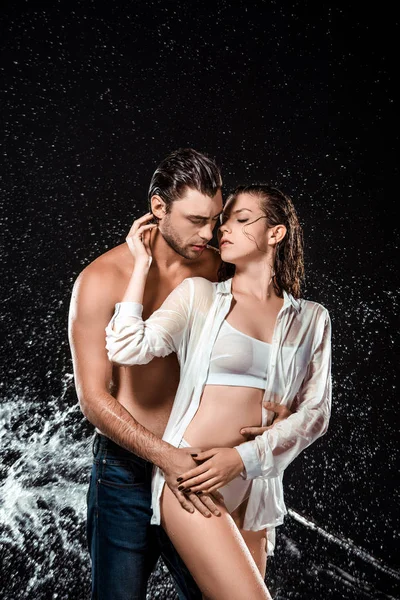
[80,390,175,470]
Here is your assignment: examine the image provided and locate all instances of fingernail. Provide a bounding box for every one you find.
[240,429,244,434]
[215,511,221,516]
[195,491,202,496]
[189,508,194,513]
[178,485,184,491]
[190,453,198,457]
[186,488,192,493]
[205,512,211,518]
[177,477,183,482]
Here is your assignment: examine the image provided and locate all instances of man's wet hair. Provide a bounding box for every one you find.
[148,148,222,212]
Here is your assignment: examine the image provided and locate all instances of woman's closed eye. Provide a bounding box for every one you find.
[219,214,249,225]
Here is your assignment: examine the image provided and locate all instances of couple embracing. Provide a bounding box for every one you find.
[69,148,331,599]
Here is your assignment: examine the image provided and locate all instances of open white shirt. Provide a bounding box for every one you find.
[105,277,332,531]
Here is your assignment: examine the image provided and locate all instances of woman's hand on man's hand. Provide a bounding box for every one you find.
[176,448,244,494]
[164,448,224,517]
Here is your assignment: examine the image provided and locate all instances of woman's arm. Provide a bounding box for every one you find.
[105,278,192,365]
[119,211,157,304]
[105,214,192,366]
[236,309,332,480]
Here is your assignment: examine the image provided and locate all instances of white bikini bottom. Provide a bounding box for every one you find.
[178,437,275,556]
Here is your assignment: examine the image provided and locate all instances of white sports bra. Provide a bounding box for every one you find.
[205,319,271,389]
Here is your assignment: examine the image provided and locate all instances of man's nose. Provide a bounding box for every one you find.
[199,222,214,241]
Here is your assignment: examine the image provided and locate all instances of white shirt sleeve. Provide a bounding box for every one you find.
[105,278,192,365]
[235,309,332,479]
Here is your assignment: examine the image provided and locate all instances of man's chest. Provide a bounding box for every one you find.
[141,274,191,319]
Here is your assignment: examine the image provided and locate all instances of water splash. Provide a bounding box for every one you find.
[1,374,398,599]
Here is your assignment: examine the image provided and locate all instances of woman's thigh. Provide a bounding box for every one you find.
[230,497,268,577]
[238,527,268,577]
[160,485,271,600]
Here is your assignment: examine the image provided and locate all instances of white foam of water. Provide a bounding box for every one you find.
[0,377,91,551]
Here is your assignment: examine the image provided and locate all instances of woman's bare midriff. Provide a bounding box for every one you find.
[183,384,264,450]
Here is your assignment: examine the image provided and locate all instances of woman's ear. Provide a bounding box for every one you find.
[269,224,287,245]
[151,195,167,220]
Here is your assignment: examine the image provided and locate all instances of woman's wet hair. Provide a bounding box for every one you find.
[218,184,304,299]
[148,148,222,212]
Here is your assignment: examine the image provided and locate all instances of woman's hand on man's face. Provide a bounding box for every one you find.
[125,212,157,268]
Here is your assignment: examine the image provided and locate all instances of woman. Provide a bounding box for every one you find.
[105,184,332,600]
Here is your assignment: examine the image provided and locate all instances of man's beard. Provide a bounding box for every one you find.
[161,219,199,260]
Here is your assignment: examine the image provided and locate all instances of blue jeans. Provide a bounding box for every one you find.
[87,433,202,600]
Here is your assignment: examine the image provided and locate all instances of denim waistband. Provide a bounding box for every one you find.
[92,432,152,468]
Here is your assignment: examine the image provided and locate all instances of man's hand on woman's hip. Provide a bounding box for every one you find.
[240,401,293,439]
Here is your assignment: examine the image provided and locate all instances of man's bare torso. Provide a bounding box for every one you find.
[94,241,221,438]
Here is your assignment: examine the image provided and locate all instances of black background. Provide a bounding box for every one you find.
[1,2,398,599]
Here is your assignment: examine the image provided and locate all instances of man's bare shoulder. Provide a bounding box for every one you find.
[78,243,130,279]
[72,243,132,303]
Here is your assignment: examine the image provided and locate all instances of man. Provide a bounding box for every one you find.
[68,148,290,600]
[68,148,224,600]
